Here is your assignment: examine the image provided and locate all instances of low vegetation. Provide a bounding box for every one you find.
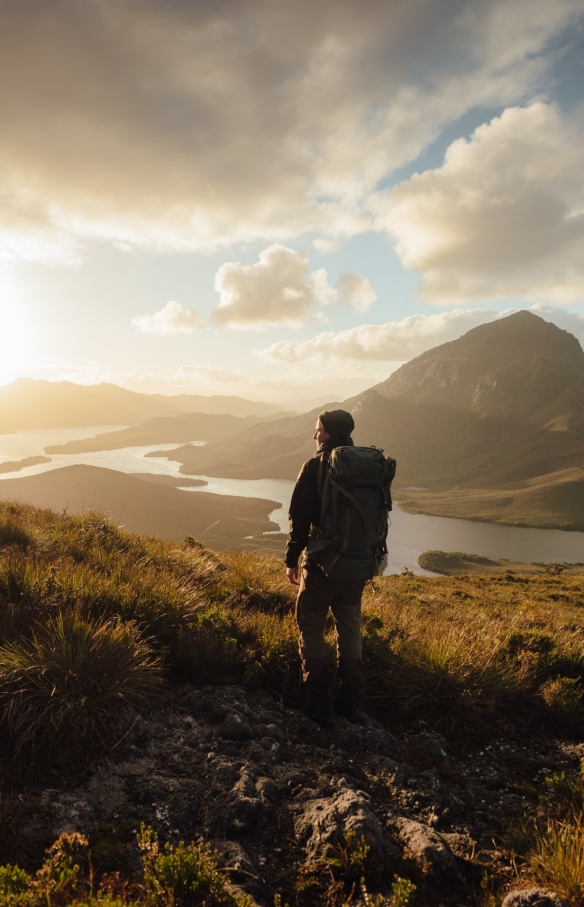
[419,550,584,576]
[0,501,583,903]
[0,501,583,756]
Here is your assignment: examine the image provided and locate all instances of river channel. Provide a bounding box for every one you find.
[0,426,583,575]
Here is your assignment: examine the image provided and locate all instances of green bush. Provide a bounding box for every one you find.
[0,865,32,907]
[138,826,250,907]
[0,615,162,756]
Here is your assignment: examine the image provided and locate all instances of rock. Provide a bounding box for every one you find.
[395,818,456,873]
[501,889,569,907]
[213,766,278,835]
[216,712,253,741]
[330,720,402,762]
[294,788,396,863]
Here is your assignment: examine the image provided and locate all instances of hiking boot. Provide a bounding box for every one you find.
[336,696,366,724]
[301,657,330,725]
[303,699,331,726]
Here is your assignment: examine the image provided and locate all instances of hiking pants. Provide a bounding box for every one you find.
[296,567,366,702]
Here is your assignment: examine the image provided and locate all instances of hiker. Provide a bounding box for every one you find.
[285,409,394,724]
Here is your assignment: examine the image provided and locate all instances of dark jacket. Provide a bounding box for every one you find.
[285,435,354,570]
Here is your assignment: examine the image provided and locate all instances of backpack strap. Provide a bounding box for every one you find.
[317,451,327,506]
[329,477,369,531]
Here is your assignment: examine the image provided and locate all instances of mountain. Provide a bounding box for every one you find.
[375,309,584,423]
[151,312,584,530]
[145,404,341,480]
[0,379,285,430]
[44,412,265,454]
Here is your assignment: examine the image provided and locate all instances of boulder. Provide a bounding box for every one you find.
[395,818,456,873]
[294,788,396,863]
[502,889,569,907]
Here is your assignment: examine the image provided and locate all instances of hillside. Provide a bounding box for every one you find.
[0,379,284,430]
[0,501,583,905]
[0,464,279,549]
[152,312,584,530]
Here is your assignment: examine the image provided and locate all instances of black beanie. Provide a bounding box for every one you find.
[318,409,355,437]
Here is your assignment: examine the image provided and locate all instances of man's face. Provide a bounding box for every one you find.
[313,420,330,447]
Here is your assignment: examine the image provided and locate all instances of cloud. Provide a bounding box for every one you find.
[212,245,374,328]
[381,103,584,302]
[256,309,505,362]
[132,301,203,335]
[0,0,581,261]
[257,304,584,362]
[213,246,318,329]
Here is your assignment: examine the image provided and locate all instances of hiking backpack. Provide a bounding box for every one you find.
[307,446,397,583]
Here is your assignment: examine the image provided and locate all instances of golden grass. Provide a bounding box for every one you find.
[0,500,583,762]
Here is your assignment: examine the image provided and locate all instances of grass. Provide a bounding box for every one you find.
[0,615,161,756]
[0,500,582,766]
[0,500,584,902]
[500,766,584,903]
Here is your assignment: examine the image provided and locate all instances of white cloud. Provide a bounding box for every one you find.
[213,246,317,329]
[0,0,581,261]
[256,309,505,362]
[380,103,584,302]
[212,246,375,328]
[132,301,203,335]
[257,304,584,362]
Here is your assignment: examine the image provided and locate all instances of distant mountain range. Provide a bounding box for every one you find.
[2,311,583,533]
[146,311,584,530]
[0,379,286,430]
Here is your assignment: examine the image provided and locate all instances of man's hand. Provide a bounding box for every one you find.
[286,566,299,586]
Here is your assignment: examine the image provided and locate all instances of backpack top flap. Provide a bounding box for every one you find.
[328,445,393,488]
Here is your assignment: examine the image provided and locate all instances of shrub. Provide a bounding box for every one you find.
[0,615,162,757]
[543,771,584,819]
[0,865,32,907]
[0,517,34,553]
[540,676,584,732]
[138,826,250,907]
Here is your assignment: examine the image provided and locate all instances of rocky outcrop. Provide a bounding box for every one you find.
[502,890,569,907]
[17,685,584,905]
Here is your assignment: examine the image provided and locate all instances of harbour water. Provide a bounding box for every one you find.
[0,427,583,575]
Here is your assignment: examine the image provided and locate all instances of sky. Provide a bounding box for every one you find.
[1,0,584,407]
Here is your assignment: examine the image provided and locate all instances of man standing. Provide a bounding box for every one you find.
[285,409,367,725]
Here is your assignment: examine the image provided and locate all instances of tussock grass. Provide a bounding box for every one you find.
[525,819,584,903]
[0,615,162,756]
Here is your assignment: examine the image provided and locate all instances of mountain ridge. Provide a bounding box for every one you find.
[0,378,287,430]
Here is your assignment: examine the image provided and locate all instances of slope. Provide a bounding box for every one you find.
[0,465,279,549]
